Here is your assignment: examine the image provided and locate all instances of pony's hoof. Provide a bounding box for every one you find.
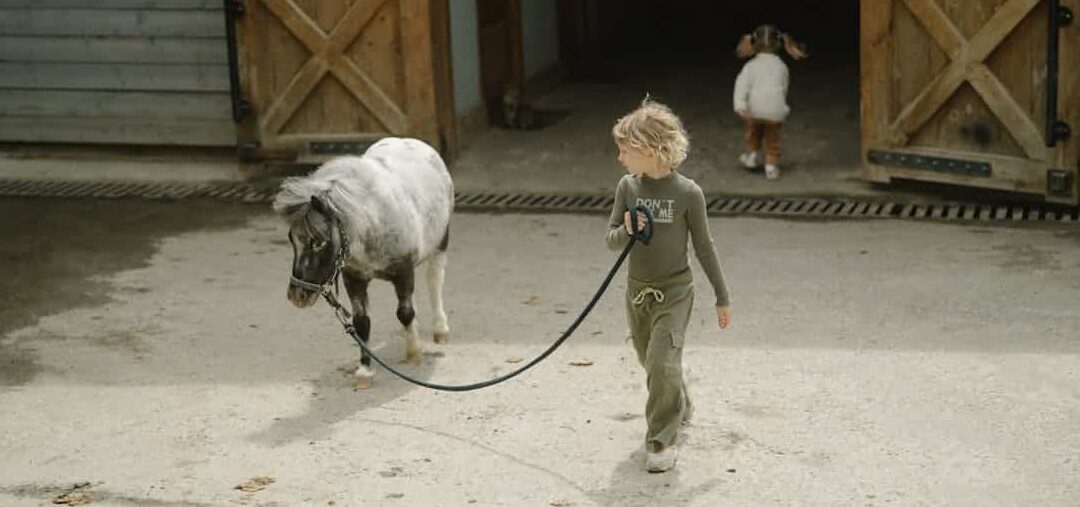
[433,332,448,344]
[403,349,422,365]
[355,365,374,390]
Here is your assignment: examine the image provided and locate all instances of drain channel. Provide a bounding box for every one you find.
[0,179,1076,223]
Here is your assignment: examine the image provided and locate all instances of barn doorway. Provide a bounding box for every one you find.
[453,0,864,197]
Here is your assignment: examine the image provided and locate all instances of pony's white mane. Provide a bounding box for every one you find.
[272,156,380,234]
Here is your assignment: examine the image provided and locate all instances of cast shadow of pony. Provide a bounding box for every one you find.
[246,343,444,447]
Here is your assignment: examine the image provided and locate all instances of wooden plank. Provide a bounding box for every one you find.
[865,144,1047,194]
[260,0,328,56]
[967,0,1041,62]
[860,0,893,182]
[0,116,234,145]
[400,0,438,145]
[0,90,232,119]
[902,0,965,58]
[285,0,328,137]
[0,8,224,37]
[347,1,406,125]
[985,1,1046,134]
[975,0,1046,161]
[0,36,227,64]
[967,63,1045,160]
[888,59,968,145]
[0,62,229,92]
[331,56,408,134]
[430,0,458,159]
[0,0,218,9]
[327,0,406,134]
[231,0,260,148]
[257,0,312,130]
[308,0,353,138]
[327,0,386,52]
[912,0,965,148]
[259,58,329,137]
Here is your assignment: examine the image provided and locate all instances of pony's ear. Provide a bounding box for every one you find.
[310,194,330,215]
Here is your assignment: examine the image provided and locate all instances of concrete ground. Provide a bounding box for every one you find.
[1,198,1078,506]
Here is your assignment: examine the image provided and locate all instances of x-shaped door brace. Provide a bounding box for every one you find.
[258,0,408,137]
[892,0,1044,159]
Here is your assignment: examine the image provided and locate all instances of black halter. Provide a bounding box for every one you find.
[289,208,351,295]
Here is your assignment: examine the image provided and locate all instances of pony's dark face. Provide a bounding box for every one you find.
[286,197,343,308]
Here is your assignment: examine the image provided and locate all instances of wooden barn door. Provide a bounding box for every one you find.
[862,0,1080,203]
[236,0,440,161]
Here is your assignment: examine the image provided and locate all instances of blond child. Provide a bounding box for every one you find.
[606,98,732,473]
[733,24,808,180]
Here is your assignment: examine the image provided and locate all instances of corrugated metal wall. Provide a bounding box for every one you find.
[0,0,236,146]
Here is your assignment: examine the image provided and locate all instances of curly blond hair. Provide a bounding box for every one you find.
[612,97,689,169]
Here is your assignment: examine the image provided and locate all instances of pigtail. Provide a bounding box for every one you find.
[780,33,809,60]
[735,34,756,59]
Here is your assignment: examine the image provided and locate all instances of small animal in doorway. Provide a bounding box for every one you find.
[273,137,453,389]
[500,85,538,130]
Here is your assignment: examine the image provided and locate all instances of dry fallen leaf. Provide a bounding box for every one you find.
[52,492,92,505]
[234,476,275,494]
[505,357,524,364]
[522,295,541,305]
[568,360,594,367]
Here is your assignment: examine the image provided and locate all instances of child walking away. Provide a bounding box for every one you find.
[733,24,808,180]
[606,98,732,473]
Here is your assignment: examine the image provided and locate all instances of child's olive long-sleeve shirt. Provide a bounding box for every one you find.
[606,172,731,307]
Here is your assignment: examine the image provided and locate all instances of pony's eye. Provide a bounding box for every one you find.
[310,240,327,252]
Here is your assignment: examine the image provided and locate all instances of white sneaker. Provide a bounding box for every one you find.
[738,151,759,169]
[646,445,678,473]
[764,164,780,180]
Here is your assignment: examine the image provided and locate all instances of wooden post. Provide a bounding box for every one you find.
[860,0,893,183]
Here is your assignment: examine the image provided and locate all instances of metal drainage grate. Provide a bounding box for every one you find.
[0,179,1077,223]
[0,179,275,203]
[453,192,1080,223]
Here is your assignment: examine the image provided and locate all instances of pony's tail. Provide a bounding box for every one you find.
[735,34,755,59]
[780,33,809,60]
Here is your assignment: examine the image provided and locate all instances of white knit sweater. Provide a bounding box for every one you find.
[733,52,790,122]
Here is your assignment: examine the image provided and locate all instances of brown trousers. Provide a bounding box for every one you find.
[744,118,783,165]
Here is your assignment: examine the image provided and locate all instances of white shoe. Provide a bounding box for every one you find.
[764,164,780,180]
[646,445,678,473]
[738,151,759,169]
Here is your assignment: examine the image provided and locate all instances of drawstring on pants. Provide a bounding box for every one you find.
[632,287,666,305]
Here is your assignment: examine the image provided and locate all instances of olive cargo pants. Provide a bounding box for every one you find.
[626,267,694,451]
